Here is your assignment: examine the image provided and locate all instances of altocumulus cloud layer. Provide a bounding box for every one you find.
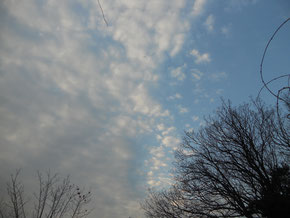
[0,0,208,217]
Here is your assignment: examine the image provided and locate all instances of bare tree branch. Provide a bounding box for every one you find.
[142,100,290,218]
[0,170,92,218]
[259,17,290,103]
[97,0,108,26]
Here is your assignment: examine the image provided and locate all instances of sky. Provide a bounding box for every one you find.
[0,0,289,217]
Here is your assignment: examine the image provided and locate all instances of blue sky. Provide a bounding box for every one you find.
[0,0,289,217]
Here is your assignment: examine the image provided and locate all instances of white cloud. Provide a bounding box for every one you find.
[162,136,181,148]
[185,124,191,128]
[156,134,162,141]
[192,116,199,121]
[161,126,176,136]
[221,25,231,37]
[168,93,182,100]
[151,157,167,169]
[178,105,189,114]
[170,66,186,81]
[190,49,211,64]
[130,84,169,117]
[192,0,207,16]
[147,179,160,186]
[192,69,204,80]
[150,146,165,158]
[170,34,185,56]
[107,0,190,62]
[210,72,228,81]
[147,174,173,187]
[216,89,223,95]
[147,171,154,177]
[226,0,259,11]
[204,14,214,31]
[157,123,166,131]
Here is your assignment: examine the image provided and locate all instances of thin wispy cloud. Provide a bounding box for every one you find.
[171,65,186,81]
[192,0,207,16]
[168,93,183,100]
[192,69,204,80]
[210,71,228,81]
[190,49,211,64]
[221,26,230,36]
[178,105,189,114]
[204,14,215,31]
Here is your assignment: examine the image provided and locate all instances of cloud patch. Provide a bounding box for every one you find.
[204,14,215,31]
[192,0,208,16]
[0,0,199,217]
[190,49,211,64]
[170,65,186,81]
[178,105,189,114]
[192,69,204,80]
[168,93,182,100]
[210,71,228,81]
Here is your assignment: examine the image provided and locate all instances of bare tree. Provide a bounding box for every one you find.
[141,187,186,218]
[0,170,92,218]
[258,17,290,144]
[142,100,290,218]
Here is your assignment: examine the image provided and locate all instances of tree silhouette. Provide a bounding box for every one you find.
[142,100,289,218]
[0,170,92,218]
[142,17,290,218]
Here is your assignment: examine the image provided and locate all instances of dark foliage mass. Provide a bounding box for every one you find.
[142,100,289,218]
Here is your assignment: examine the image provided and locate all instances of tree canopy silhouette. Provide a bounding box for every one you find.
[0,170,92,218]
[142,100,289,218]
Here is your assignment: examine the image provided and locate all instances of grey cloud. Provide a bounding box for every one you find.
[0,0,197,217]
[0,2,148,218]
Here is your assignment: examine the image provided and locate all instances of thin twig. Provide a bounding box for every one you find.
[276,87,290,135]
[97,0,108,26]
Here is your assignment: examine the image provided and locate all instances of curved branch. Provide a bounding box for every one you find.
[257,74,290,99]
[259,17,290,100]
